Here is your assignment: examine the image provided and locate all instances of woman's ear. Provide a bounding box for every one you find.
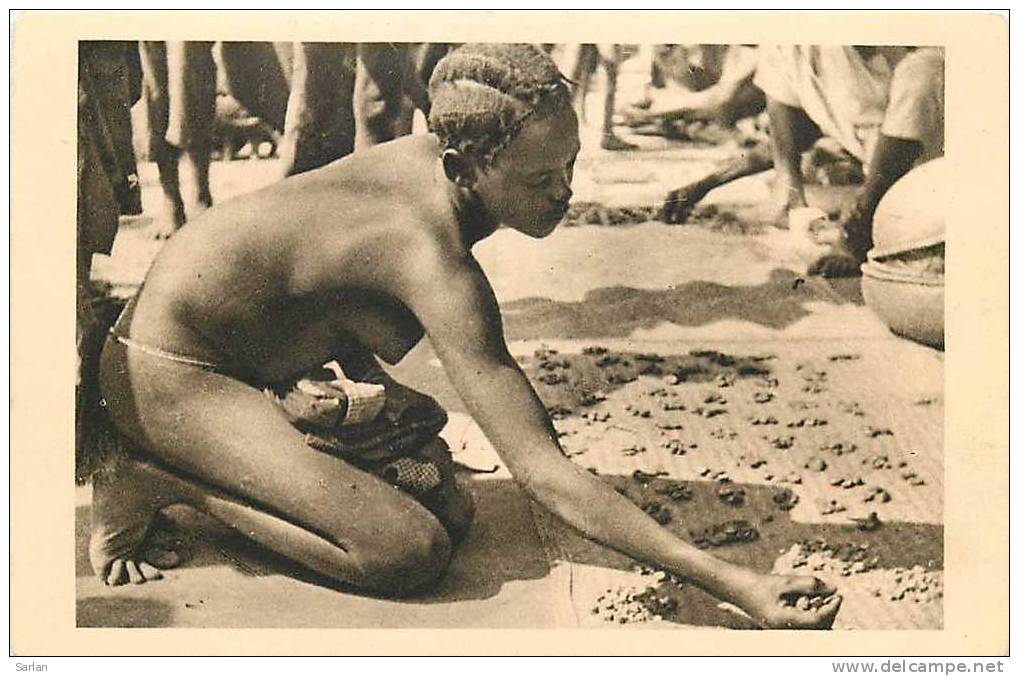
[442,149,477,188]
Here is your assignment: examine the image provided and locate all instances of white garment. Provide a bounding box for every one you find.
[754,45,944,170]
[881,48,945,164]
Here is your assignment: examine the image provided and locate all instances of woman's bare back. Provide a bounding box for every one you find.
[125,135,459,384]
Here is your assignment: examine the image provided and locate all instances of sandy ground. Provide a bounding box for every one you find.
[80,83,943,629]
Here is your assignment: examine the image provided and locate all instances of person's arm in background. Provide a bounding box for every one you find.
[807,135,923,277]
[628,46,763,127]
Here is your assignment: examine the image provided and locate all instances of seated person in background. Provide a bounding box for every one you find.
[754,45,944,277]
[90,44,840,629]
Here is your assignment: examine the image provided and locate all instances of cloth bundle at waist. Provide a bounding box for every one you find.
[268,362,450,497]
[77,295,449,499]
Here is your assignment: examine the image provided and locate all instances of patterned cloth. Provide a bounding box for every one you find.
[270,363,451,498]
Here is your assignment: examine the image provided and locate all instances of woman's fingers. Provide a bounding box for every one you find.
[812,595,843,629]
[771,594,842,630]
[783,575,835,597]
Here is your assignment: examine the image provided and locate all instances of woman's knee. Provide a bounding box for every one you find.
[348,510,452,597]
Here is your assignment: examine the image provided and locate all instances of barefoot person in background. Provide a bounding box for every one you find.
[569,43,641,151]
[754,45,944,277]
[139,41,218,235]
[90,44,840,629]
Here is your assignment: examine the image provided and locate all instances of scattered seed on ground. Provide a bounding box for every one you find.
[640,500,673,524]
[828,353,861,362]
[821,441,858,456]
[716,484,746,506]
[863,486,892,503]
[765,435,795,450]
[632,469,668,483]
[830,475,865,488]
[690,520,759,548]
[851,511,882,532]
[655,483,693,502]
[838,401,866,417]
[662,439,696,455]
[817,498,847,515]
[788,417,828,428]
[773,487,800,511]
[777,540,880,578]
[804,456,828,472]
[715,374,735,388]
[547,404,573,419]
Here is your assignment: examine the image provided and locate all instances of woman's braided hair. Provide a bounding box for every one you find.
[428,44,572,167]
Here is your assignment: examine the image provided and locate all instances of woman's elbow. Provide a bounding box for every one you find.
[514,470,577,517]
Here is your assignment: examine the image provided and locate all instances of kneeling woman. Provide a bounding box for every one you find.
[91,44,841,629]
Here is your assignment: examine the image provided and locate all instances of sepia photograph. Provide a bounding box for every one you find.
[9,9,1010,658]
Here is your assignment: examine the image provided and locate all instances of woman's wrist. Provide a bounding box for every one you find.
[657,542,759,606]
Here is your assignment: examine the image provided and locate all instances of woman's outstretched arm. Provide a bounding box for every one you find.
[404,248,842,629]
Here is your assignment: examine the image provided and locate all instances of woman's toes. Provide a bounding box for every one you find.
[106,559,126,586]
[138,562,163,581]
[125,560,145,584]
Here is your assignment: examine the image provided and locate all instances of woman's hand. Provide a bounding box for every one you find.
[736,573,842,629]
[378,375,444,426]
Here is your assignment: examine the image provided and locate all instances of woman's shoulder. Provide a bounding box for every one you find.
[353,133,441,168]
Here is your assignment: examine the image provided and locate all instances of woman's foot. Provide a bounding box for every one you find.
[600,133,638,151]
[88,458,194,585]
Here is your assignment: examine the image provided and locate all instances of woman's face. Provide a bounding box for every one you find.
[472,103,581,238]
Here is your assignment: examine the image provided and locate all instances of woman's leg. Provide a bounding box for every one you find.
[94,339,452,596]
